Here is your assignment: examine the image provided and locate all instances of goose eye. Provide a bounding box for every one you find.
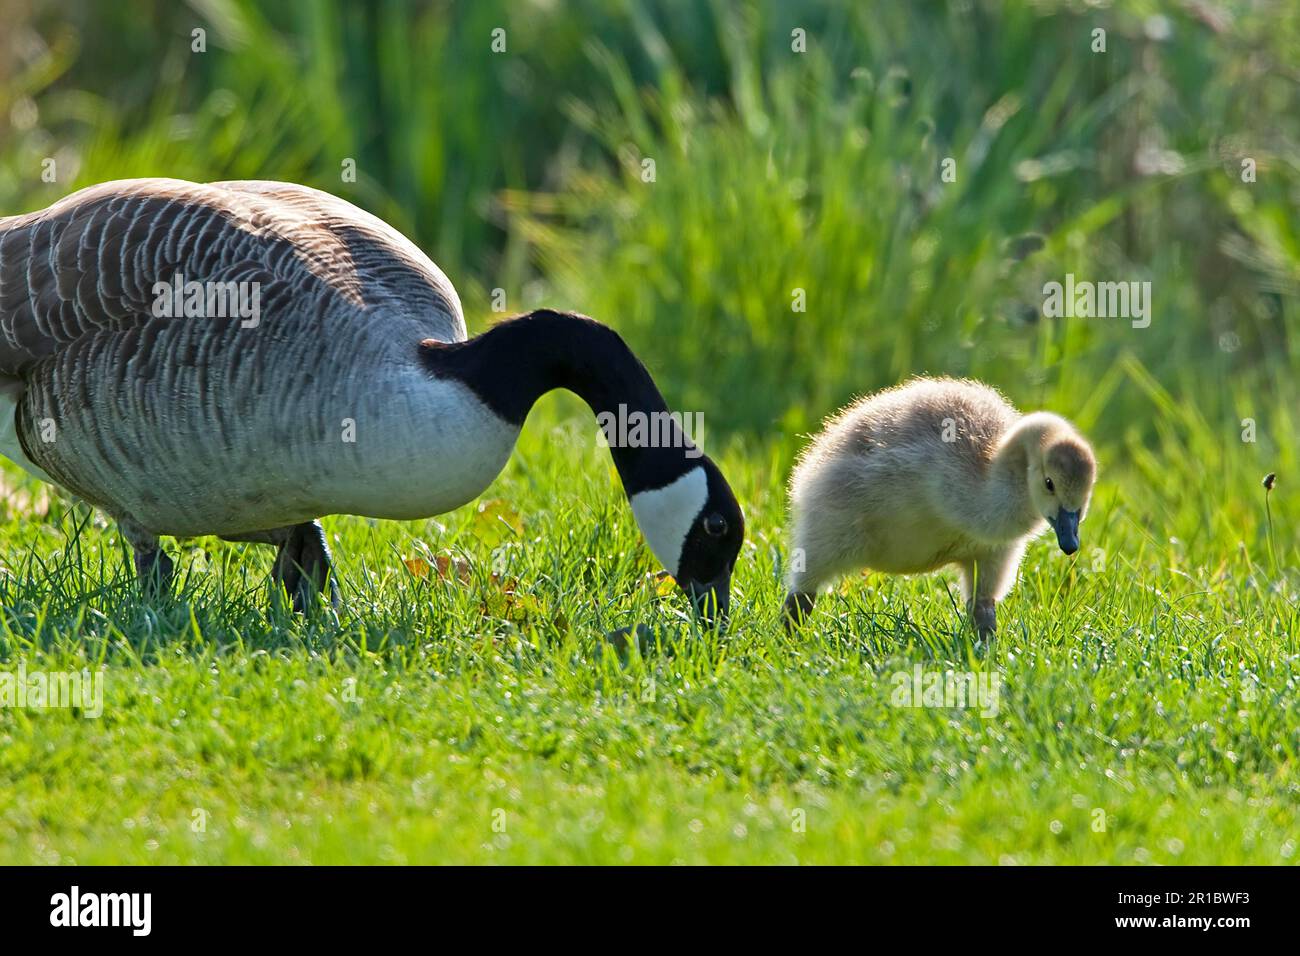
[1045,477,1055,493]
[703,513,728,537]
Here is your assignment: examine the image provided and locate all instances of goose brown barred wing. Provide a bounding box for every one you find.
[0,178,466,381]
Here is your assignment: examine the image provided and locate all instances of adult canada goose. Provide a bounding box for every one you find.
[783,377,1095,635]
[0,179,743,618]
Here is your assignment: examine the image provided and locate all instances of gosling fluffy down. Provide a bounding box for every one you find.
[783,377,1096,634]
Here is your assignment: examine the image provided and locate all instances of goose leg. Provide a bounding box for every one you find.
[283,521,337,612]
[120,519,174,598]
[223,522,337,612]
[223,522,338,613]
[268,528,306,605]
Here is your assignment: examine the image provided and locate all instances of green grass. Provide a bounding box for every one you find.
[1,398,1296,864]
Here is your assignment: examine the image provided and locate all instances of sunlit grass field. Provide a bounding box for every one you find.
[0,392,1296,864]
[1,1,1298,864]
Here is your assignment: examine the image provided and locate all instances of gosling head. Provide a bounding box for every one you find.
[1025,421,1096,555]
[628,457,744,625]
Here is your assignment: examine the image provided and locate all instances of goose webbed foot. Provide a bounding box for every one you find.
[271,521,338,614]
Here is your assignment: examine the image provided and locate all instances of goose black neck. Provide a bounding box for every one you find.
[419,310,701,495]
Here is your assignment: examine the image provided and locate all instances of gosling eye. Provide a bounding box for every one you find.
[1044,477,1055,494]
[703,513,728,537]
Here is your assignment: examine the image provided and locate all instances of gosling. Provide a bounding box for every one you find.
[783,377,1096,635]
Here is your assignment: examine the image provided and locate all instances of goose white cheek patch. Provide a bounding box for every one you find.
[629,467,708,578]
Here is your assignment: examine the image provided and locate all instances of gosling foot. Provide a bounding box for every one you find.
[969,599,997,637]
[783,591,816,632]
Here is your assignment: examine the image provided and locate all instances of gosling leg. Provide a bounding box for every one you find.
[960,543,1026,638]
[969,598,997,636]
[784,529,853,632]
[959,560,998,637]
[782,591,817,631]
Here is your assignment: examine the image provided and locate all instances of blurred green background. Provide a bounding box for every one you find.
[1,0,1296,532]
